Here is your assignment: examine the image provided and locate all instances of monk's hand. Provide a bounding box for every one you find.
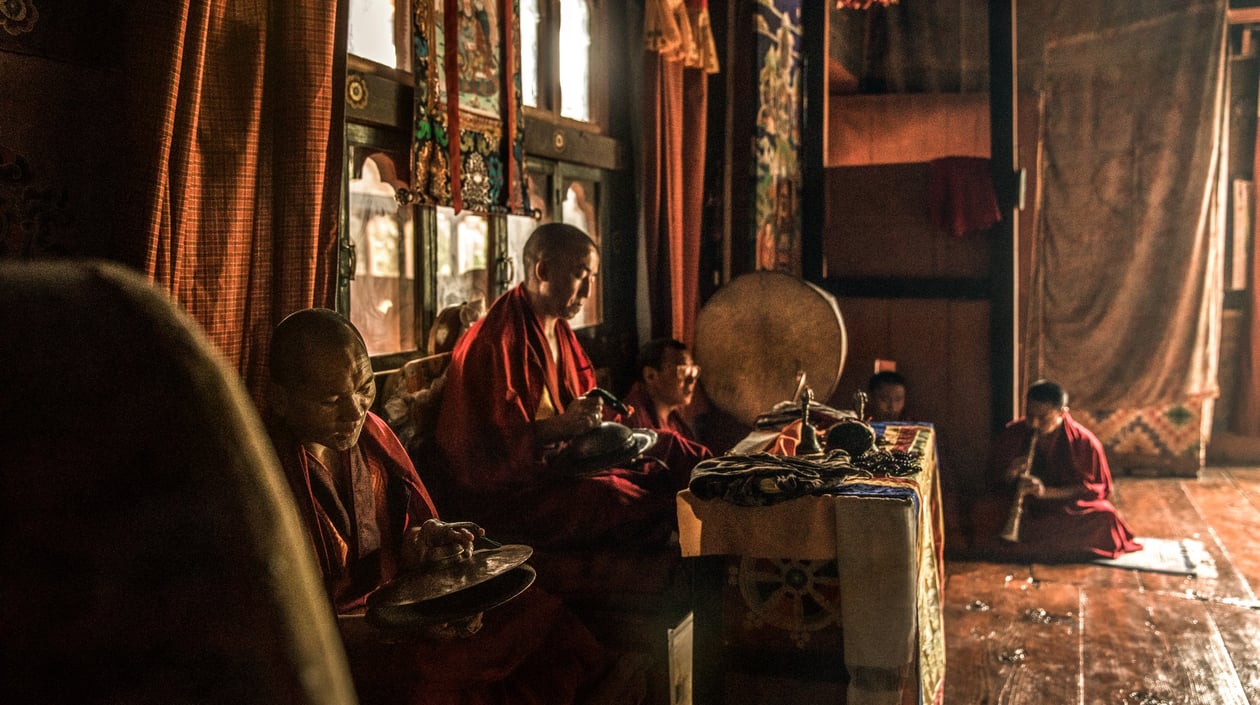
[404,519,485,568]
[535,394,603,444]
[1016,475,1045,498]
[567,393,605,433]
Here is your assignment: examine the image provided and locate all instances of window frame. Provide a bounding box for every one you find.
[523,0,609,135]
[341,0,626,360]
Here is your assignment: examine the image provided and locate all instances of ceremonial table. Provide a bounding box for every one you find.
[676,422,945,705]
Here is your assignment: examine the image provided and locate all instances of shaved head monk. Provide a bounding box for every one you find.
[435,223,702,549]
[965,379,1143,563]
[266,308,610,705]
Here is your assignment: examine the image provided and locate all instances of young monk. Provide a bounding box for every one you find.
[265,308,611,705]
[622,337,713,458]
[968,379,1143,562]
[867,370,908,422]
[435,223,701,549]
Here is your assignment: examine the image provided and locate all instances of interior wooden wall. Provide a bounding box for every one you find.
[828,93,990,166]
[821,89,1045,498]
[823,93,996,496]
[822,163,992,493]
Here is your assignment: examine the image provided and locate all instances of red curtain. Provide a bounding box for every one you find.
[113,2,344,401]
[642,0,716,346]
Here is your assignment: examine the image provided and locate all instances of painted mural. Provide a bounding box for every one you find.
[433,0,502,117]
[411,0,529,216]
[754,0,802,274]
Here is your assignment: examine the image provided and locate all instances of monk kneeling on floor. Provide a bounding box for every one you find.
[966,379,1143,563]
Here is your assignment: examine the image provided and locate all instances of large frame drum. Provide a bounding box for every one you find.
[693,271,847,426]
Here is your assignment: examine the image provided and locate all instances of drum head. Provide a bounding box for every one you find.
[694,271,847,426]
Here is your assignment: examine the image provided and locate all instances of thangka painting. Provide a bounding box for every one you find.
[412,0,529,215]
[753,0,802,275]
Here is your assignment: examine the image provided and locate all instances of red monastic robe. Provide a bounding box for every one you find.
[271,412,610,705]
[970,411,1143,561]
[622,381,714,463]
[435,284,685,549]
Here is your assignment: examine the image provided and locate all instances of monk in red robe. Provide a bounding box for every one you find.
[622,337,713,461]
[967,379,1143,562]
[266,308,611,705]
[435,223,696,549]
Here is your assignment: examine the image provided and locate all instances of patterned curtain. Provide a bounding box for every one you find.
[124,2,345,403]
[643,0,719,344]
[410,0,528,216]
[0,1,345,404]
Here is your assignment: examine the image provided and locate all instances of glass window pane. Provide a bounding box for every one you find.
[435,206,490,319]
[559,0,590,121]
[504,171,553,292]
[349,151,415,354]
[561,177,600,328]
[521,0,540,107]
[349,0,399,68]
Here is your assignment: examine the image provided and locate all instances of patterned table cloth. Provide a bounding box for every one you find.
[676,422,945,705]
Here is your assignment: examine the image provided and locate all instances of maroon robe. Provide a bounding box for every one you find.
[435,284,686,549]
[970,411,1142,561]
[622,381,714,466]
[270,411,610,705]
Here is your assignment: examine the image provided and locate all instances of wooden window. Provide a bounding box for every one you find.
[346,136,418,356]
[348,0,412,72]
[342,0,626,355]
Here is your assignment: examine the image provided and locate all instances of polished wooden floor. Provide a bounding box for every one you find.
[943,467,1260,705]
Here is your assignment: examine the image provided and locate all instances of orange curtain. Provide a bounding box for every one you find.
[642,0,718,345]
[112,2,344,401]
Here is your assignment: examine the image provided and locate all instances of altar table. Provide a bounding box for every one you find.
[676,422,945,705]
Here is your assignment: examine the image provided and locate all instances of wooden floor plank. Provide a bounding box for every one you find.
[1208,601,1260,705]
[1110,475,1252,600]
[1110,478,1202,539]
[1181,473,1260,601]
[943,562,1081,705]
[942,468,1258,705]
[1080,584,1248,705]
[1030,560,1142,592]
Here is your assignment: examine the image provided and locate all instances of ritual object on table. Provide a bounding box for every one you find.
[825,419,877,457]
[796,387,824,456]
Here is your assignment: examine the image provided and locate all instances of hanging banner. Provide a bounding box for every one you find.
[411,0,528,215]
[753,0,803,275]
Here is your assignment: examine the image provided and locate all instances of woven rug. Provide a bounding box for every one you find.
[1090,537,1217,578]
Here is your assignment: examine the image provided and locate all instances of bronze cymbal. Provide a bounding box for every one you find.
[367,565,538,631]
[368,544,533,608]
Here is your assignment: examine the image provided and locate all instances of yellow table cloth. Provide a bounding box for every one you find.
[676,422,945,705]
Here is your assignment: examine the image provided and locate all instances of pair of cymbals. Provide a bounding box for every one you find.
[366,544,534,630]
